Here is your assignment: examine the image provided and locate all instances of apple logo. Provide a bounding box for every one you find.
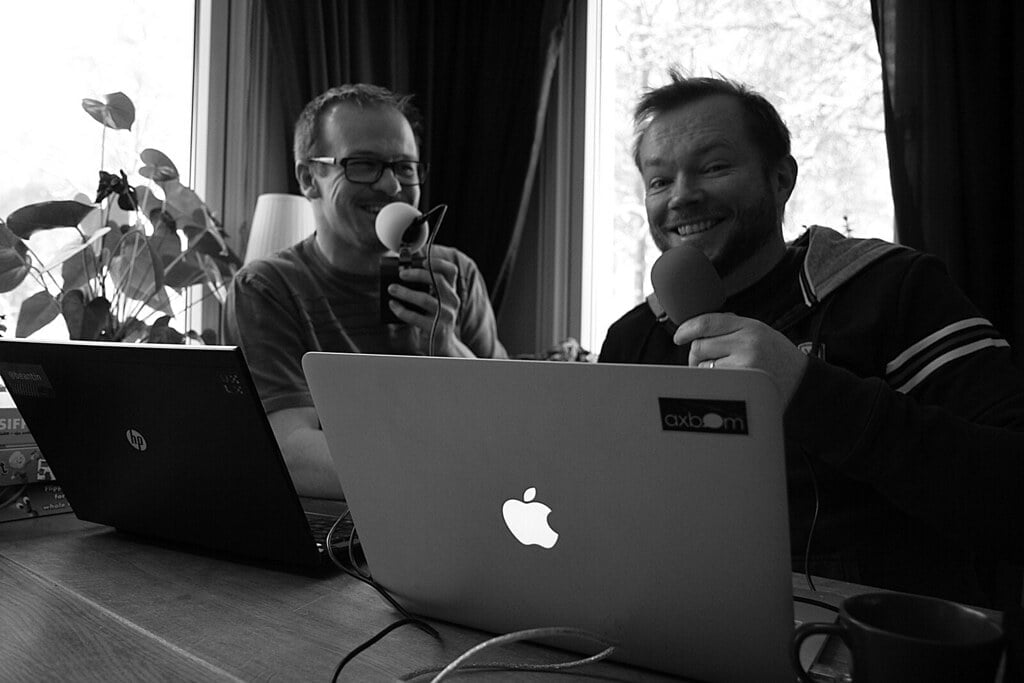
[502,487,559,548]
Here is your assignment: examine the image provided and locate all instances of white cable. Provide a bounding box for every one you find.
[424,626,617,682]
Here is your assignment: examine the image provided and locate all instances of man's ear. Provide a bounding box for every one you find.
[296,162,320,199]
[771,154,798,207]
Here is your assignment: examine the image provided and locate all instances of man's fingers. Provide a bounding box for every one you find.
[673,312,742,345]
[399,257,456,285]
[389,283,437,309]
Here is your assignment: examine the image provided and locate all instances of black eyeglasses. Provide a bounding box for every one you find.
[307,157,429,186]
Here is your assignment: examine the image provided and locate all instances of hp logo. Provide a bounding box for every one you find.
[126,429,148,452]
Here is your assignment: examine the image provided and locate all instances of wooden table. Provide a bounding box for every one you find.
[0,513,863,682]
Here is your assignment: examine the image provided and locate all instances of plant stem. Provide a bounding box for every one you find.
[21,245,64,294]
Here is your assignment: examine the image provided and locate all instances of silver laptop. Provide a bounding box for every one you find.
[304,352,795,682]
[0,339,349,572]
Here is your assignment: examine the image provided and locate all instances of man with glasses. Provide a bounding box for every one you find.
[226,84,506,499]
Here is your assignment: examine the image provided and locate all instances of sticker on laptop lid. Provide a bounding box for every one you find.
[658,397,748,435]
[218,371,247,396]
[0,364,54,399]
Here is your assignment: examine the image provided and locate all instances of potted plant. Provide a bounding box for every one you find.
[0,92,240,343]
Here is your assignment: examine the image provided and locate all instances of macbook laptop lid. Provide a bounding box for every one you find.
[303,353,794,682]
[0,339,339,571]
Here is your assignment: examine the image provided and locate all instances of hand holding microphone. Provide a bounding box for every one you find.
[375,202,463,356]
[652,243,808,403]
[376,202,433,325]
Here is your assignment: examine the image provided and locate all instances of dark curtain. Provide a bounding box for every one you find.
[871,0,1024,364]
[256,0,570,313]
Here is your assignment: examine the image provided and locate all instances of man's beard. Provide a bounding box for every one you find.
[651,184,781,280]
[711,190,780,280]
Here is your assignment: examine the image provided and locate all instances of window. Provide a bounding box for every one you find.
[581,0,894,352]
[0,1,199,339]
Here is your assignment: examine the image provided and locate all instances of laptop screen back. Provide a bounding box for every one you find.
[304,353,794,682]
[0,339,323,569]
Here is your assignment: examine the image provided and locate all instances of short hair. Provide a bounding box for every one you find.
[632,70,792,170]
[293,83,424,164]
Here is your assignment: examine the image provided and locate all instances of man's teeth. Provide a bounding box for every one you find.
[674,219,716,236]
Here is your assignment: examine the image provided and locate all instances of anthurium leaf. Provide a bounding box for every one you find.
[81,92,135,131]
[189,232,243,279]
[135,186,165,222]
[117,317,149,343]
[163,253,205,289]
[147,318,184,344]
[138,148,179,182]
[0,222,30,293]
[6,200,97,239]
[110,253,154,302]
[40,227,111,274]
[148,286,173,316]
[109,234,170,314]
[144,233,167,292]
[0,220,25,250]
[200,253,229,304]
[79,296,115,340]
[188,230,231,259]
[149,222,182,262]
[60,245,101,291]
[60,290,86,339]
[102,222,130,256]
[16,291,61,338]
[0,251,30,293]
[216,243,243,275]
[76,195,108,236]
[159,181,209,233]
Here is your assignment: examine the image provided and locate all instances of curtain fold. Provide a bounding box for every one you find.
[871,0,1024,362]
[246,0,570,312]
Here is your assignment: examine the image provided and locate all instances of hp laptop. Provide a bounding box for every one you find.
[303,353,795,682]
[0,339,349,572]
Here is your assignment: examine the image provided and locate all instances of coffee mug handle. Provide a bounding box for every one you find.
[792,622,846,683]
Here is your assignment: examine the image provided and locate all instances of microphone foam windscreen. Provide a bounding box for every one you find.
[650,244,726,326]
[375,202,428,252]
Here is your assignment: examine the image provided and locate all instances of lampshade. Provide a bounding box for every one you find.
[243,193,317,263]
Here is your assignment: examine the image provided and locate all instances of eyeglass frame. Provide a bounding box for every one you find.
[306,156,429,186]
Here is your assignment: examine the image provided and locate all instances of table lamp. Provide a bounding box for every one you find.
[243,193,317,263]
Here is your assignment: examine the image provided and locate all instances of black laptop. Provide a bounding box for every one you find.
[0,339,350,572]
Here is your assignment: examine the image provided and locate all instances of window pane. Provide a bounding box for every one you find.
[584,0,893,352]
[0,1,196,339]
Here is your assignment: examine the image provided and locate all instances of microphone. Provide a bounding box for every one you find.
[374,202,442,325]
[375,201,429,253]
[649,244,726,327]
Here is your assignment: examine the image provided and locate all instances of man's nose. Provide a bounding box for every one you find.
[372,168,402,195]
[667,173,704,208]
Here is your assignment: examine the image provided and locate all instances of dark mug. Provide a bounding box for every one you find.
[792,592,1004,683]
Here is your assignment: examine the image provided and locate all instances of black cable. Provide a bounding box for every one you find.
[793,594,840,613]
[799,449,821,593]
[325,508,437,638]
[420,204,447,357]
[324,507,440,680]
[797,292,839,594]
[331,617,423,683]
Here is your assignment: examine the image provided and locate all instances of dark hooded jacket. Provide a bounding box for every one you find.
[600,227,1024,608]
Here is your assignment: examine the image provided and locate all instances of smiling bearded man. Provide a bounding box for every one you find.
[597,71,1024,610]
